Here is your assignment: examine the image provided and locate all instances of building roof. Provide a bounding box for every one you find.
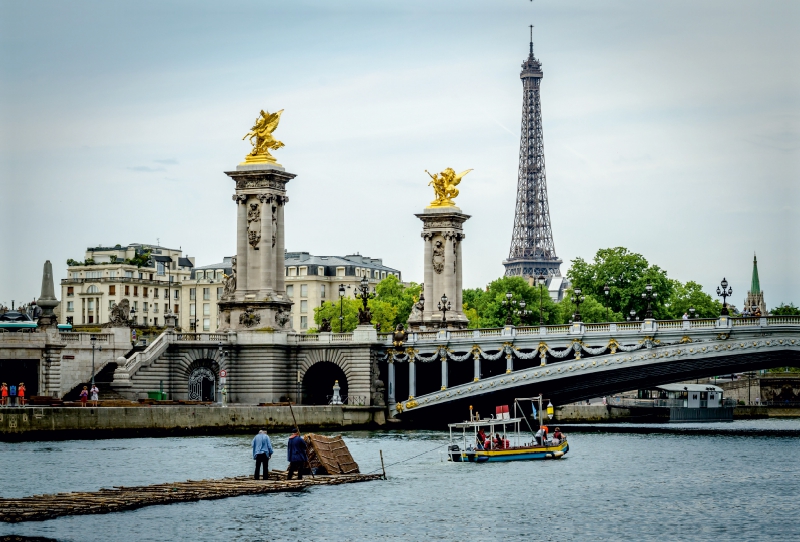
[751,253,761,294]
[284,252,400,274]
[191,257,232,279]
[656,384,723,393]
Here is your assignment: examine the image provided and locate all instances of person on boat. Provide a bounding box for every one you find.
[494,433,503,449]
[252,429,274,480]
[476,429,486,450]
[286,427,308,480]
[553,427,563,440]
[535,427,543,446]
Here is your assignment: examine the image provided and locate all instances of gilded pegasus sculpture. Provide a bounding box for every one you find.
[426,168,472,207]
[242,109,285,164]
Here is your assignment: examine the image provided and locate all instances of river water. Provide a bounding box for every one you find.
[2,419,799,541]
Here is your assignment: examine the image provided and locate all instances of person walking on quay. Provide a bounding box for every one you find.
[17,383,26,406]
[1,383,7,407]
[286,428,308,480]
[90,384,100,407]
[252,430,274,480]
[8,384,16,407]
[79,386,89,407]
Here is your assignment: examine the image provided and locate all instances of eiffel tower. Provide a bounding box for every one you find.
[503,27,562,279]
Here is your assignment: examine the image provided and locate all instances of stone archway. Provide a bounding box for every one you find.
[302,361,348,405]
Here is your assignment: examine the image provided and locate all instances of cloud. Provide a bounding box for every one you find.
[153,158,179,165]
[126,165,166,172]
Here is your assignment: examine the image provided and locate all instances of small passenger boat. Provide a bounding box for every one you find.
[447,400,568,463]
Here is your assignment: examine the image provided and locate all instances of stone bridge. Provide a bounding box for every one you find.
[381,316,800,423]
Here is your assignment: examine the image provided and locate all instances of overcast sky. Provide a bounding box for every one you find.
[1,0,798,310]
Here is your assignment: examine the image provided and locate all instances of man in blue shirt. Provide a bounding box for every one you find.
[252,430,274,480]
[286,427,308,480]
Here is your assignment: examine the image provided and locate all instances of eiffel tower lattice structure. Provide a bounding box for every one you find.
[503,27,563,279]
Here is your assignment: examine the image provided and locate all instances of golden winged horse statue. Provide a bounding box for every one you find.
[242,109,285,164]
[425,167,472,207]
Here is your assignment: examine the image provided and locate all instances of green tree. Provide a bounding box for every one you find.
[374,275,421,328]
[313,298,397,333]
[662,280,721,319]
[467,276,560,328]
[556,289,623,323]
[771,303,800,316]
[567,247,674,319]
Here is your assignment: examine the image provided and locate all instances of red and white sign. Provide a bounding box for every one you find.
[219,369,227,378]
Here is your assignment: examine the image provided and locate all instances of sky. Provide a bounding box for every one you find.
[1,0,798,309]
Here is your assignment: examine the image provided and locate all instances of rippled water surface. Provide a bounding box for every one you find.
[2,419,799,541]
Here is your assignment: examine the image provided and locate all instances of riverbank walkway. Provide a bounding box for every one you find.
[0,471,384,523]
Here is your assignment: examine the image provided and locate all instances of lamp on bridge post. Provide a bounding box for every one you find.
[603,283,610,322]
[501,292,517,326]
[438,293,451,329]
[689,307,696,319]
[571,287,585,322]
[517,300,532,326]
[642,282,657,319]
[716,277,732,316]
[537,274,547,325]
[627,309,638,321]
[337,283,350,333]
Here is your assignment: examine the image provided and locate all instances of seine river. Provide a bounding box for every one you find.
[2,419,799,541]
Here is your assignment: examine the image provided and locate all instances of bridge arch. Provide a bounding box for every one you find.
[297,348,353,405]
[185,358,219,402]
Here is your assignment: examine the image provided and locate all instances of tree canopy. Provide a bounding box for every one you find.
[463,276,560,328]
[771,303,800,316]
[313,297,397,333]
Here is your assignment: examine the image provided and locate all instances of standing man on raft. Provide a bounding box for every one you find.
[252,430,274,480]
[286,427,308,480]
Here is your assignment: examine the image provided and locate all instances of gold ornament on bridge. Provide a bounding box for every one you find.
[241,109,285,165]
[425,167,472,208]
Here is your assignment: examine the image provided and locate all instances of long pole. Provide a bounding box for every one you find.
[287,403,315,479]
[379,450,387,480]
[90,342,96,388]
[340,292,344,333]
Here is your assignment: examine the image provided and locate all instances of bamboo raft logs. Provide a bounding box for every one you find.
[0,472,384,523]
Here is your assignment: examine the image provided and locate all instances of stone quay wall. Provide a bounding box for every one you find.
[0,405,385,442]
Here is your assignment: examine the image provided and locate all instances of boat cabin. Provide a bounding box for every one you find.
[638,384,724,408]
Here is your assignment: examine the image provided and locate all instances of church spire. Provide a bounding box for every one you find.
[751,253,761,294]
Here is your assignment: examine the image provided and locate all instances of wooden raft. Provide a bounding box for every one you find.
[304,434,360,475]
[0,473,383,523]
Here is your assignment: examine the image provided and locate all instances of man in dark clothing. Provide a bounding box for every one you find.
[286,427,308,480]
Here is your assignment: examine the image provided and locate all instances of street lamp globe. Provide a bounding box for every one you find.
[441,293,448,305]
[537,274,546,287]
[721,277,728,289]
[338,284,346,297]
[630,309,636,319]
[604,284,609,296]
[505,291,513,300]
[645,283,653,293]
[519,300,526,310]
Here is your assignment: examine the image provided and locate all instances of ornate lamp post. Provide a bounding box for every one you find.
[571,287,585,322]
[716,277,732,316]
[689,307,696,319]
[603,283,610,322]
[438,293,451,328]
[641,282,657,319]
[129,307,136,326]
[517,300,532,326]
[501,291,517,325]
[627,308,638,321]
[537,274,547,325]
[354,276,376,326]
[338,284,347,332]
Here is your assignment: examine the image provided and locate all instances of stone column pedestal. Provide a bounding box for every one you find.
[407,206,470,330]
[218,162,296,332]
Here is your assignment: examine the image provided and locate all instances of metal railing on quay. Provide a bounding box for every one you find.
[326,395,368,406]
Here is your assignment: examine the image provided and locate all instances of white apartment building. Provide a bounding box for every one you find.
[181,258,232,332]
[284,252,402,332]
[60,244,195,327]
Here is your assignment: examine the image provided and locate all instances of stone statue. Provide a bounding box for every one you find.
[319,317,332,332]
[242,109,285,164]
[107,299,131,327]
[425,167,472,207]
[432,239,445,274]
[409,290,424,321]
[222,256,237,298]
[357,305,373,326]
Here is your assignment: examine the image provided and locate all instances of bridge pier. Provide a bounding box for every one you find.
[387,358,395,405]
[506,352,513,373]
[473,351,480,381]
[408,359,416,399]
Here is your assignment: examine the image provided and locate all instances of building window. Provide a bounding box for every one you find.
[157,262,165,275]
[203,303,210,316]
[300,284,308,298]
[87,285,99,294]
[67,301,74,312]
[300,316,308,329]
[125,271,133,278]
[124,285,130,296]
[336,267,345,277]
[381,272,386,279]
[203,288,210,300]
[88,315,94,323]
[109,285,116,295]
[174,304,179,314]
[71,272,80,279]
[143,287,148,298]
[299,266,307,276]
[133,301,138,311]
[216,287,223,300]
[133,286,138,296]
[203,318,210,331]
[149,273,153,280]
[109,300,115,309]
[287,267,297,277]
[153,317,158,326]
[153,289,159,298]
[164,303,168,313]
[143,302,148,312]
[174,290,179,299]
[138,273,143,279]
[86,271,101,279]
[318,266,324,276]
[287,285,294,298]
[164,288,168,299]
[320,285,326,298]
[190,288,196,300]
[190,304,196,316]
[67,287,74,296]
[88,300,94,310]
[110,271,117,279]
[300,300,308,313]
[197,271,205,280]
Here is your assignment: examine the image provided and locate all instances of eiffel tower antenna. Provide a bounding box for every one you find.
[503,26,562,279]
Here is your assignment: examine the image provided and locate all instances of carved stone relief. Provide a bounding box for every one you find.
[432,238,445,274]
